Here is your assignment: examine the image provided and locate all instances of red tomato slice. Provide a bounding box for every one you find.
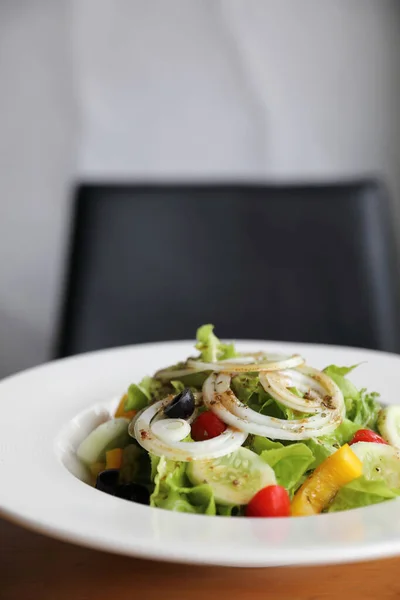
[191,411,227,441]
[349,429,388,446]
[246,485,291,518]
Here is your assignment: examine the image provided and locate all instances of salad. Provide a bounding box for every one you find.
[77,325,400,517]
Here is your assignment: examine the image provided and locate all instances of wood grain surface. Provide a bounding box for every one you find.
[1,517,400,600]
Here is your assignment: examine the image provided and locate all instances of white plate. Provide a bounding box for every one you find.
[1,340,400,567]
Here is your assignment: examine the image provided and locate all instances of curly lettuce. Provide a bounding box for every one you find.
[328,477,400,512]
[150,456,216,515]
[324,364,381,430]
[195,324,237,362]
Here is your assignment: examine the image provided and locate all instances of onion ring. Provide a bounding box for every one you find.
[129,397,247,461]
[203,369,344,441]
[188,353,304,374]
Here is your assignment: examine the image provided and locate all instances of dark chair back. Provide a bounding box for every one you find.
[56,181,399,356]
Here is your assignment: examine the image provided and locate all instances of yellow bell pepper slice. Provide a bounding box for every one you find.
[105,448,123,470]
[114,394,137,420]
[291,444,363,516]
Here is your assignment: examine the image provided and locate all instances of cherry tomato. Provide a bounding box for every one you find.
[349,429,388,446]
[191,411,226,441]
[246,485,291,518]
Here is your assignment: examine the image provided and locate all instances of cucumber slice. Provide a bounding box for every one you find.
[187,447,276,506]
[378,406,400,447]
[350,442,400,488]
[77,418,130,465]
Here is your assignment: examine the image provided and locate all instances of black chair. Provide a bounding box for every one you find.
[56,181,399,357]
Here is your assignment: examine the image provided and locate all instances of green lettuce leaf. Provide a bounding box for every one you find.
[124,377,152,411]
[249,436,313,493]
[328,419,360,445]
[249,436,283,454]
[327,476,400,512]
[232,375,307,421]
[170,380,185,394]
[150,456,216,515]
[325,365,360,377]
[324,364,360,401]
[177,372,209,388]
[260,443,314,493]
[347,389,382,430]
[304,438,336,469]
[231,373,260,404]
[195,324,237,362]
[305,419,360,468]
[150,453,161,480]
[324,365,382,430]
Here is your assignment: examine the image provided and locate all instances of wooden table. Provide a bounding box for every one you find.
[2,517,400,600]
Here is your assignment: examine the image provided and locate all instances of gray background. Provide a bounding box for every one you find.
[0,0,399,377]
